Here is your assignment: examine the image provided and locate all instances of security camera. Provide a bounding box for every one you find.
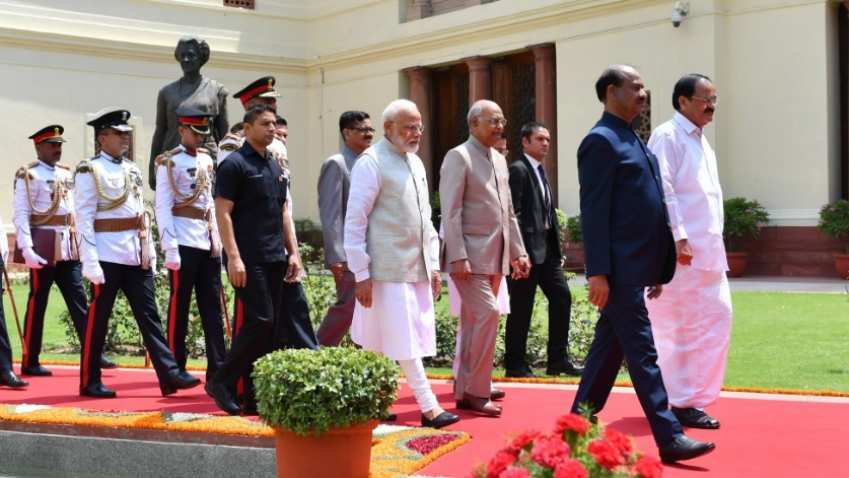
[671,1,689,28]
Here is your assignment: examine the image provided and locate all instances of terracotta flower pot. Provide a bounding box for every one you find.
[726,252,748,278]
[834,253,849,280]
[273,419,378,478]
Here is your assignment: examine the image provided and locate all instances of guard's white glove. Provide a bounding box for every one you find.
[22,247,48,269]
[82,260,105,285]
[164,249,181,271]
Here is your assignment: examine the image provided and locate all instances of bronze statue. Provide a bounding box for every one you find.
[149,37,229,189]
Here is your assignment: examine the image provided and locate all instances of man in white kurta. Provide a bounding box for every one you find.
[646,74,731,429]
[344,99,459,429]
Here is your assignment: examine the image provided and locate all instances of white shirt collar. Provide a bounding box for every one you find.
[36,159,54,170]
[524,153,543,170]
[672,111,702,137]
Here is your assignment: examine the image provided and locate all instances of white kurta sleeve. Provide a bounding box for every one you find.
[648,131,687,241]
[12,177,33,250]
[154,163,179,253]
[343,154,381,282]
[74,169,99,264]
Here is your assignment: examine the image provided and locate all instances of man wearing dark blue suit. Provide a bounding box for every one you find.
[570,65,715,463]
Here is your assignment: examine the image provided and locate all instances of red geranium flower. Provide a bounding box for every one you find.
[486,450,517,478]
[554,414,591,436]
[530,434,571,468]
[507,430,541,454]
[634,455,664,478]
[553,458,589,478]
[603,427,633,456]
[499,467,531,478]
[587,439,625,470]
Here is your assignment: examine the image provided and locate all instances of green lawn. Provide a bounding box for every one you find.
[3,283,848,392]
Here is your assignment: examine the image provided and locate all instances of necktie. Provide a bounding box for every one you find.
[537,164,552,229]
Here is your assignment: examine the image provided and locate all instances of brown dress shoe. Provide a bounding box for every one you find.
[455,394,502,416]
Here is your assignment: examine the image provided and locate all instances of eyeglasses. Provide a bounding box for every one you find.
[484,117,508,127]
[350,126,375,134]
[401,124,424,134]
[690,95,718,105]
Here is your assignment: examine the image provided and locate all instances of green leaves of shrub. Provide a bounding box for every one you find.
[252,347,399,436]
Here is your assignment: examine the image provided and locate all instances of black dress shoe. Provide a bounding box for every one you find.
[421,411,460,429]
[209,381,241,415]
[161,370,202,396]
[21,365,52,376]
[490,388,506,401]
[241,400,258,416]
[672,407,720,429]
[659,435,716,463]
[1,370,28,388]
[204,381,215,399]
[80,382,117,398]
[546,362,584,377]
[505,368,537,378]
[100,356,118,369]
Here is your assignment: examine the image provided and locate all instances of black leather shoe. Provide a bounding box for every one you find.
[204,381,215,399]
[80,382,117,398]
[1,370,28,388]
[546,362,584,377]
[241,400,258,416]
[100,356,118,369]
[490,388,506,401]
[21,365,52,376]
[505,368,537,378]
[161,370,202,396]
[672,407,720,429]
[659,435,716,463]
[209,381,241,415]
[421,411,460,429]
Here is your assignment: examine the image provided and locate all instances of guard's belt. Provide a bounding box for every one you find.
[171,206,209,221]
[94,216,143,232]
[30,214,71,226]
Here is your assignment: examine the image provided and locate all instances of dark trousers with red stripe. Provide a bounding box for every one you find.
[216,261,285,400]
[0,269,13,373]
[22,260,89,368]
[80,262,179,388]
[166,246,227,381]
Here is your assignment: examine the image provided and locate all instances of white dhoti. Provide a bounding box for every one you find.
[351,280,436,361]
[646,264,732,409]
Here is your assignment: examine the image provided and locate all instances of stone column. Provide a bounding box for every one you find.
[532,43,558,205]
[465,56,491,104]
[404,66,435,188]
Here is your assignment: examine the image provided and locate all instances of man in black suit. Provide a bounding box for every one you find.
[570,65,714,463]
[505,122,582,378]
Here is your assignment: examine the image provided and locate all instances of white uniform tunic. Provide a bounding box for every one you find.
[646,112,733,409]
[74,152,154,267]
[344,146,439,361]
[154,146,220,252]
[13,161,77,261]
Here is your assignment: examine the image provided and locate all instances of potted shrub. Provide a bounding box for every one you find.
[723,197,769,277]
[253,347,399,478]
[556,209,585,272]
[817,199,849,279]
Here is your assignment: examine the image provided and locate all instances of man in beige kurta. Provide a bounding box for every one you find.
[440,100,531,416]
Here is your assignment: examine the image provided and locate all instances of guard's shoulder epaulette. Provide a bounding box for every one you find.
[222,132,242,142]
[14,166,32,180]
[28,161,39,169]
[75,160,92,174]
[219,142,239,152]
[155,147,181,167]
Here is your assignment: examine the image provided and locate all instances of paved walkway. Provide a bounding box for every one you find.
[568,275,848,294]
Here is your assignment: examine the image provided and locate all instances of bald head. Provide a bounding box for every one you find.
[595,65,639,102]
[594,64,647,123]
[467,100,506,148]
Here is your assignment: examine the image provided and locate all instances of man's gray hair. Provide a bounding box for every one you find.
[382,99,419,123]
[467,99,499,126]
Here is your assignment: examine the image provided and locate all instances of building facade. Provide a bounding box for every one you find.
[1,0,846,276]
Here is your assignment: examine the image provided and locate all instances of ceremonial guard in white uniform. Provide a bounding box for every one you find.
[154,106,227,385]
[75,109,201,398]
[13,125,115,377]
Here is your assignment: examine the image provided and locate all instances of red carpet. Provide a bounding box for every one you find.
[2,366,848,477]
